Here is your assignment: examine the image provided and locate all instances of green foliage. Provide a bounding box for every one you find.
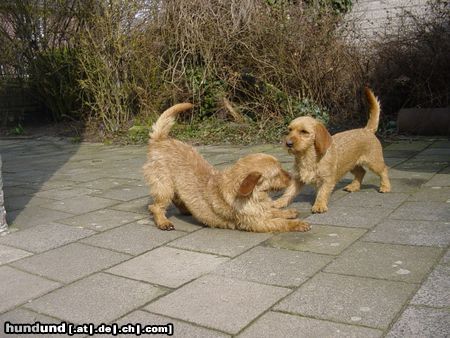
[1,0,361,144]
[30,48,82,121]
[188,69,226,119]
[9,123,25,135]
[127,125,149,143]
[292,99,330,124]
[305,0,353,14]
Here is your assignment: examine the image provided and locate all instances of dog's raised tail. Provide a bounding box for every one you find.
[149,103,193,141]
[364,87,381,133]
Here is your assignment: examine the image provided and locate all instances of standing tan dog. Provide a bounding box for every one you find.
[143,103,310,232]
[274,88,391,213]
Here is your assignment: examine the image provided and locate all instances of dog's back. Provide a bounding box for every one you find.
[144,103,216,204]
[332,128,383,179]
[332,88,383,178]
[146,138,215,191]
[144,103,225,227]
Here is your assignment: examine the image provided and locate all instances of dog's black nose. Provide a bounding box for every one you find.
[286,140,293,148]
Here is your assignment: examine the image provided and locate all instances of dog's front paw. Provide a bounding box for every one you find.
[157,221,175,231]
[379,185,391,193]
[343,183,360,192]
[284,208,299,219]
[290,220,311,232]
[272,199,288,209]
[311,203,328,213]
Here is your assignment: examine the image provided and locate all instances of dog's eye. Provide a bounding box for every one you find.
[299,130,309,135]
[288,127,292,132]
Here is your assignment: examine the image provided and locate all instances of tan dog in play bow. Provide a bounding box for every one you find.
[143,103,310,232]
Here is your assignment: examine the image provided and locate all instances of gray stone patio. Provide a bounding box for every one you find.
[0,137,449,337]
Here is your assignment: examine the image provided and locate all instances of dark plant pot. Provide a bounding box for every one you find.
[397,108,450,135]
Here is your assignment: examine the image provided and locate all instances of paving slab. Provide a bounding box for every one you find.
[35,186,98,200]
[387,168,437,180]
[109,247,228,288]
[32,179,76,191]
[441,249,450,266]
[6,207,72,229]
[364,219,450,247]
[384,157,407,167]
[384,141,431,151]
[109,310,230,338]
[408,186,450,202]
[41,195,118,214]
[145,274,290,335]
[12,243,130,284]
[238,311,382,338]
[305,206,391,229]
[418,147,450,156]
[0,223,95,253]
[1,137,449,336]
[382,150,418,158]
[388,201,450,221]
[0,308,64,338]
[215,246,332,287]
[52,169,107,183]
[387,177,427,193]
[168,214,205,232]
[395,159,448,171]
[430,140,450,148]
[3,185,38,197]
[425,173,450,187]
[25,273,165,324]
[332,192,409,209]
[59,208,144,231]
[169,228,272,257]
[79,177,139,190]
[386,306,450,338]
[0,266,61,313]
[0,244,32,265]
[324,241,442,283]
[110,196,151,214]
[266,225,366,255]
[102,169,143,181]
[81,222,185,255]
[90,185,149,202]
[274,272,416,329]
[5,195,55,212]
[411,264,450,308]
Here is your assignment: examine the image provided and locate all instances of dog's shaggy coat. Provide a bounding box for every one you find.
[274,88,391,213]
[143,103,310,232]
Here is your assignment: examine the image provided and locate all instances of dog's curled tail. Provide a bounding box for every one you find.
[364,87,381,133]
[149,103,193,141]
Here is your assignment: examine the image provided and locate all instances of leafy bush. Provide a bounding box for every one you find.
[0,0,87,121]
[156,0,363,128]
[1,0,369,143]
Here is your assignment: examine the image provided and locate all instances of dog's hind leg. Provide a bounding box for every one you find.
[172,194,191,216]
[366,153,391,193]
[344,166,366,192]
[147,180,176,230]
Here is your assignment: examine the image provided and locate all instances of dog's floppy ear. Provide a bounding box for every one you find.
[314,123,332,156]
[238,172,262,197]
